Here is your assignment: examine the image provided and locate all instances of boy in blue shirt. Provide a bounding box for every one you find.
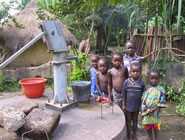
[90,54,99,96]
[123,62,145,140]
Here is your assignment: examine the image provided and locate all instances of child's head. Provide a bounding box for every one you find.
[149,69,160,86]
[130,62,141,80]
[90,54,99,69]
[112,53,122,69]
[125,40,136,57]
[98,58,108,74]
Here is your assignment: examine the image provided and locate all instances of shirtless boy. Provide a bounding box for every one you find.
[108,53,128,109]
[96,58,109,97]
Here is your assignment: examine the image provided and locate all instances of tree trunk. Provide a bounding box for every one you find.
[96,25,105,53]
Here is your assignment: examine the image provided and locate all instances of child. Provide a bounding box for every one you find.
[123,62,145,140]
[123,40,144,73]
[96,58,109,97]
[108,53,128,109]
[123,40,153,75]
[141,70,166,140]
[90,54,99,96]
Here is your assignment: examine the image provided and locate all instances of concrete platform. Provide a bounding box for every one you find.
[0,94,48,108]
[0,94,126,140]
[52,103,126,140]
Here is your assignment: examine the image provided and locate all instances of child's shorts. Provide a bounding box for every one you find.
[144,124,160,130]
[112,89,122,105]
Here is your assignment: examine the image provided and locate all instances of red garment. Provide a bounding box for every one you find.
[144,124,160,130]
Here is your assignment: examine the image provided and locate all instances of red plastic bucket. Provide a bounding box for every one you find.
[19,77,47,98]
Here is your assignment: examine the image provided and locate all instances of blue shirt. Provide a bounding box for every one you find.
[123,78,145,112]
[90,67,97,96]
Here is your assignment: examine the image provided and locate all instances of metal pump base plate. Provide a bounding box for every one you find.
[46,100,78,112]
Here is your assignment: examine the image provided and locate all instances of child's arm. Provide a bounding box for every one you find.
[159,86,166,104]
[96,73,100,93]
[140,82,146,113]
[141,81,146,95]
[96,72,103,96]
[124,67,129,79]
[122,80,127,111]
[90,68,97,95]
[108,70,112,101]
[141,90,149,114]
[137,51,156,61]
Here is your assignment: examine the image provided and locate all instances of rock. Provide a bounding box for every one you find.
[0,127,18,140]
[13,101,38,115]
[0,107,26,132]
[0,97,38,115]
[0,111,3,125]
[21,108,60,140]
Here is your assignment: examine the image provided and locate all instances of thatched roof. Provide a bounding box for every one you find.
[0,0,78,58]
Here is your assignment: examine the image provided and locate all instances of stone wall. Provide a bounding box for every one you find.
[2,62,52,80]
[2,63,72,80]
[165,63,185,90]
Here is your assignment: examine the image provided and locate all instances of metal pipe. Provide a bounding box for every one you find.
[0,32,45,69]
[53,53,68,103]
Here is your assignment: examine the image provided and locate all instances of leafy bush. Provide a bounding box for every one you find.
[69,52,89,82]
[0,72,19,92]
[0,0,29,25]
[176,81,185,116]
[163,81,185,116]
[176,102,185,116]
[162,83,179,103]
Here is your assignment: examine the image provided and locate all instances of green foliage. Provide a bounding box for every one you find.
[37,0,60,10]
[21,0,30,7]
[162,81,185,116]
[162,83,178,102]
[172,16,185,33]
[176,81,185,116]
[123,2,145,31]
[151,56,174,79]
[37,0,90,39]
[176,105,185,116]
[148,16,163,28]
[96,5,128,46]
[36,0,185,52]
[0,0,30,25]
[0,1,11,24]
[69,52,89,82]
[177,0,182,32]
[0,72,19,92]
[36,0,146,45]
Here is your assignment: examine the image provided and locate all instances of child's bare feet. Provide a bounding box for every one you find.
[127,133,131,140]
[132,134,138,140]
